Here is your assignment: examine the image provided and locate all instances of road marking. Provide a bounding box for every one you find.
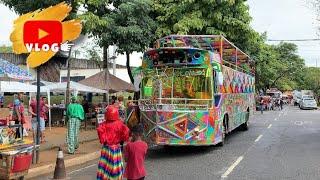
[274,118,277,121]
[255,135,263,142]
[267,124,272,129]
[278,114,281,117]
[294,121,303,126]
[221,156,244,178]
[68,164,96,175]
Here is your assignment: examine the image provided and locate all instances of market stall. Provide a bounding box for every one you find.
[0,58,40,178]
[44,81,108,94]
[0,127,35,180]
[0,81,50,129]
[44,81,108,128]
[79,69,136,93]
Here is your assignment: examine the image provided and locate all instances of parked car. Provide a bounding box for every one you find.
[299,97,318,110]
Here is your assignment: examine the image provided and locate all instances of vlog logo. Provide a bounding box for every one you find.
[23,20,73,52]
[10,2,82,68]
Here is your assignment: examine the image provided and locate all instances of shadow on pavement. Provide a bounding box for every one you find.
[147,145,218,159]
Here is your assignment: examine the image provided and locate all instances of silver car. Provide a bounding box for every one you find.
[299,98,318,110]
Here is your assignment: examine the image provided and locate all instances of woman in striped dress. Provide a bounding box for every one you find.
[97,105,130,180]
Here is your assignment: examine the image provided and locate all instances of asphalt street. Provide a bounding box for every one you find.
[40,105,320,180]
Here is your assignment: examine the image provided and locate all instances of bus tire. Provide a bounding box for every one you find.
[240,109,249,131]
[217,115,228,146]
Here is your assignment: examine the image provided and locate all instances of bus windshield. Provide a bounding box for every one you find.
[142,68,212,100]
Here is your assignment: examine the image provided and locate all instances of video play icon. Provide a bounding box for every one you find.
[23,20,63,48]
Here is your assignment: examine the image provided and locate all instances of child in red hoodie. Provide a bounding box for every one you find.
[124,124,148,180]
[97,105,130,180]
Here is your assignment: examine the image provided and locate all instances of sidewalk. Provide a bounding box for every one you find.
[23,127,101,179]
[25,127,98,151]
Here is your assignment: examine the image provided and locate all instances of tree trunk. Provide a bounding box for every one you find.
[103,46,108,69]
[126,52,134,84]
[126,52,139,100]
[103,46,108,102]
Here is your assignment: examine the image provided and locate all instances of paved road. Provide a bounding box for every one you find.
[41,106,320,180]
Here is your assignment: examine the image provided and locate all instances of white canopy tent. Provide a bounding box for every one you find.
[0,81,52,129]
[44,81,107,130]
[0,81,48,93]
[0,81,107,130]
[44,81,108,94]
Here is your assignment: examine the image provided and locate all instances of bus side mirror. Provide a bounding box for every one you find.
[217,72,223,85]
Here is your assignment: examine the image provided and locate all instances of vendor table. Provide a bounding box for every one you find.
[83,112,96,130]
[50,107,65,126]
[0,139,35,180]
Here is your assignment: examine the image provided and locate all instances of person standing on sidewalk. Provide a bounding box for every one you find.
[66,96,84,154]
[0,92,4,108]
[124,124,148,180]
[29,96,46,143]
[97,105,130,180]
[13,93,25,139]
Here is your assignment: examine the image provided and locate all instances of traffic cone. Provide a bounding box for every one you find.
[53,147,66,179]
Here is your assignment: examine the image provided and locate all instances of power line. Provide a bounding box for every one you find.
[267,39,320,42]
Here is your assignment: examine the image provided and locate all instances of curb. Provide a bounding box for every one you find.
[26,151,100,179]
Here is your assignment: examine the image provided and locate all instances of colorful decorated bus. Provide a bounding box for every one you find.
[139,35,255,146]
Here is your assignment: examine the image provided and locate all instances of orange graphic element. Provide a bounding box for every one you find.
[10,2,82,68]
[174,118,188,137]
[38,29,49,40]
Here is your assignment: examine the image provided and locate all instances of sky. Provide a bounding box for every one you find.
[247,0,320,67]
[1,1,320,67]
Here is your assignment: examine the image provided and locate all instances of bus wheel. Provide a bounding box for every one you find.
[240,110,249,131]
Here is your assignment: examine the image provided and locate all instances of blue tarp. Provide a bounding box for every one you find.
[0,58,33,80]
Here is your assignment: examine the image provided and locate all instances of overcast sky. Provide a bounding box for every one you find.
[248,0,320,67]
[1,1,320,67]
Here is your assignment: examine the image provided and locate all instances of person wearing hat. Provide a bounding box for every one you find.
[96,105,130,180]
[66,96,84,154]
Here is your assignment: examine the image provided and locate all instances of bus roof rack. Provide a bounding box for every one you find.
[154,35,255,75]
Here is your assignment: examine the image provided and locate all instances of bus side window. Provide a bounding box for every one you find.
[213,70,221,107]
[214,95,221,107]
[213,70,220,94]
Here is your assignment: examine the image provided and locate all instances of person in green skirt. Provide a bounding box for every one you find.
[66,96,84,154]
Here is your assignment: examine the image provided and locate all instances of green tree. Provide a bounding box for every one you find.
[0,45,12,53]
[299,67,320,102]
[153,0,259,53]
[0,0,79,17]
[255,42,305,91]
[82,0,156,83]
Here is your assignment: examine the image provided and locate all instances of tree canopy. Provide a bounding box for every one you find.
[1,0,317,96]
[0,0,79,16]
[298,67,320,101]
[255,42,305,91]
[0,45,12,53]
[81,0,156,83]
[153,0,260,53]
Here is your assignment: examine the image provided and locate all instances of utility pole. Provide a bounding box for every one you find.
[65,46,73,105]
